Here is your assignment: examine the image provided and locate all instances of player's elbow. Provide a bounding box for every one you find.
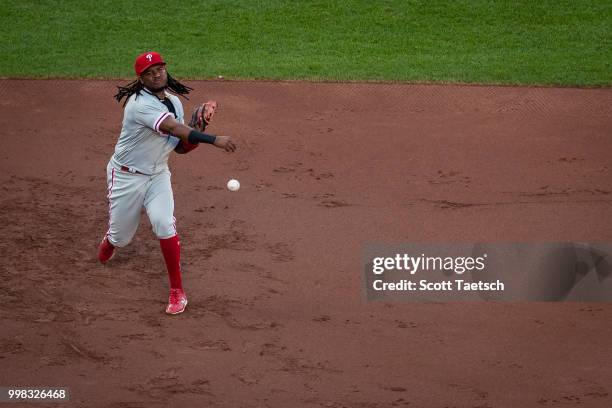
[169,124,191,140]
[164,122,180,134]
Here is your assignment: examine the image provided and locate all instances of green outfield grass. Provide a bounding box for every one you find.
[1,0,610,86]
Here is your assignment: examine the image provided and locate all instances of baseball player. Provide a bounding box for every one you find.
[97,51,236,315]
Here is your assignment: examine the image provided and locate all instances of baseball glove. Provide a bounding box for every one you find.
[189,101,217,131]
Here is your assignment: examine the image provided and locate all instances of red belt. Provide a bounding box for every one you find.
[120,165,145,175]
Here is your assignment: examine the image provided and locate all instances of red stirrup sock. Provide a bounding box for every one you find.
[159,235,183,290]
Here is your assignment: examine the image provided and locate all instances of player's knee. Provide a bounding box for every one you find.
[107,234,132,248]
[151,216,176,239]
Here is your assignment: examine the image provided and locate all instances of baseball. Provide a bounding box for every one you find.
[227,179,240,192]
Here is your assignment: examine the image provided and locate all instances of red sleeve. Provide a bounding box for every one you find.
[175,139,199,154]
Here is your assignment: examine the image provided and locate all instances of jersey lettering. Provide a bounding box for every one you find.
[111,92,183,174]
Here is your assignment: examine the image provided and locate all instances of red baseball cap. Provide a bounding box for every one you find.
[134,51,166,76]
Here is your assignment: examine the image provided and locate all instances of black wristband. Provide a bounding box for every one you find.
[188,130,217,145]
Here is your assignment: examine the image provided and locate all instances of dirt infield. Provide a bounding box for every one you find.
[1,80,611,407]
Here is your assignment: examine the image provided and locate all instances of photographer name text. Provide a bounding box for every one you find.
[372,279,504,291]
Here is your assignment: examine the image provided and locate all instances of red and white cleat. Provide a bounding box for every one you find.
[166,288,188,315]
[98,236,115,264]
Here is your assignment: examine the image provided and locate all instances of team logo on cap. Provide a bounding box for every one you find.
[146,54,153,61]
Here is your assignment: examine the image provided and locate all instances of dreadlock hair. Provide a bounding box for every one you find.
[114,72,193,106]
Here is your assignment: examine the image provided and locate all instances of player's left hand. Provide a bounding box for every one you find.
[188,101,217,131]
[202,100,217,124]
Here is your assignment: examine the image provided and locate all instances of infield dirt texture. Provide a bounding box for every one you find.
[0,79,611,407]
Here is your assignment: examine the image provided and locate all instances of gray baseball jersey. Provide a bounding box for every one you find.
[111,90,184,175]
